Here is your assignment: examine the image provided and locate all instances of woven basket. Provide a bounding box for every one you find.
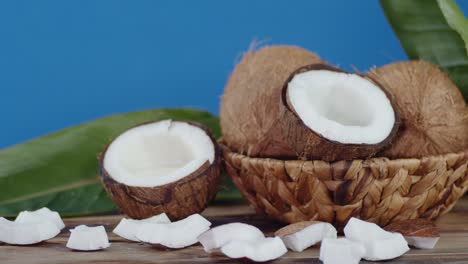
[222,145,468,229]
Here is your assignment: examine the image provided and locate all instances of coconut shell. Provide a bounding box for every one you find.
[384,219,439,238]
[274,221,322,237]
[98,122,221,220]
[279,64,400,161]
[220,45,322,158]
[369,60,468,158]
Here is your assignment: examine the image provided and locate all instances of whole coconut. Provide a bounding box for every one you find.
[369,60,468,158]
[220,45,322,158]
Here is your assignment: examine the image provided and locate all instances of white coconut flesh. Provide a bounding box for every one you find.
[287,70,395,144]
[103,120,215,187]
[15,207,65,230]
[319,238,366,264]
[344,217,409,261]
[220,237,287,262]
[136,214,211,248]
[66,225,110,251]
[113,213,171,242]
[0,217,60,245]
[280,222,337,252]
[404,236,439,249]
[198,223,265,252]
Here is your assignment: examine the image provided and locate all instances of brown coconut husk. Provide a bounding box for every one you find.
[368,60,468,159]
[384,219,439,238]
[279,64,400,161]
[99,122,221,220]
[274,220,322,237]
[220,45,322,159]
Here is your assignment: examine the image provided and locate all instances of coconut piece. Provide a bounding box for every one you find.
[368,60,468,158]
[319,238,366,264]
[198,222,265,252]
[220,45,322,158]
[0,217,60,245]
[220,236,287,262]
[274,221,337,252]
[384,219,440,249]
[99,120,221,220]
[15,207,65,230]
[344,217,409,261]
[66,225,110,251]
[280,64,399,161]
[136,214,211,249]
[113,213,171,241]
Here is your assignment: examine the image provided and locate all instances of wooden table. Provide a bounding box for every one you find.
[2,196,468,264]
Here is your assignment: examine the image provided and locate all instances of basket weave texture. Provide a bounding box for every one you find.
[222,145,468,228]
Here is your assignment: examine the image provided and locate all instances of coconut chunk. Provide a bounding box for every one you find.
[113,213,171,242]
[275,221,337,252]
[220,236,287,262]
[99,120,221,220]
[198,223,265,252]
[136,214,211,249]
[0,217,60,245]
[66,225,110,251]
[15,207,65,230]
[344,217,409,261]
[319,238,366,264]
[384,219,440,249]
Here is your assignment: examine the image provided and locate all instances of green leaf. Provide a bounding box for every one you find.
[380,0,468,101]
[438,0,468,53]
[0,109,241,217]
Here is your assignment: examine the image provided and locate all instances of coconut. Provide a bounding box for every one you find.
[0,217,60,245]
[275,221,337,252]
[220,45,322,158]
[368,60,468,158]
[99,120,221,220]
[198,223,265,252]
[319,238,366,264]
[384,219,440,249]
[66,225,110,251]
[113,213,171,242]
[344,217,409,261]
[280,64,399,161]
[15,207,65,230]
[220,236,287,262]
[136,214,211,249]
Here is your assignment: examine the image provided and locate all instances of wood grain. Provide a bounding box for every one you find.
[1,198,468,264]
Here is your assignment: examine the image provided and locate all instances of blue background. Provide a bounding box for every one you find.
[1,1,467,148]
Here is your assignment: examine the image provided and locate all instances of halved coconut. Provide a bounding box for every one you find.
[99,120,221,220]
[280,64,399,161]
[15,207,65,230]
[0,217,60,245]
[198,223,265,252]
[220,236,287,262]
[135,213,211,249]
[275,221,337,252]
[66,225,110,251]
[113,213,171,241]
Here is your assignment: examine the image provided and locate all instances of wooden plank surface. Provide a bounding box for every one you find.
[1,197,468,264]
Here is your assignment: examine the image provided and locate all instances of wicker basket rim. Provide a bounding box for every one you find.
[220,142,468,164]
